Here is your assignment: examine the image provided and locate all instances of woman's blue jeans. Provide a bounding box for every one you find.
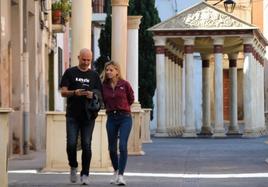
[66,117,95,176]
[106,112,132,175]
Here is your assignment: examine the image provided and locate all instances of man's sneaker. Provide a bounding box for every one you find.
[110,170,119,184]
[116,175,126,186]
[70,167,77,183]
[81,174,90,185]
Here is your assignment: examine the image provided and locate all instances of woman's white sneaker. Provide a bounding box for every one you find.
[110,170,119,184]
[70,167,77,183]
[81,174,90,185]
[116,175,126,186]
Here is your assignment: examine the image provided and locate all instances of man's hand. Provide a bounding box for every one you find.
[75,89,93,98]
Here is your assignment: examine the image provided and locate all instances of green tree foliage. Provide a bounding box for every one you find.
[128,0,161,109]
[95,0,161,111]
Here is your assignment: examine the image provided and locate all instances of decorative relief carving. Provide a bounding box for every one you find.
[158,4,249,29]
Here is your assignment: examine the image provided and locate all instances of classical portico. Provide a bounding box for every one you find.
[149,2,267,137]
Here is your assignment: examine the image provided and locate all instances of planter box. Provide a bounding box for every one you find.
[0,108,12,187]
[44,110,112,171]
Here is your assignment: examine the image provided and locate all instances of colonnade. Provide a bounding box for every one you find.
[154,36,266,137]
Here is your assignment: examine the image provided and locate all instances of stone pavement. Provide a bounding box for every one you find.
[8,137,268,187]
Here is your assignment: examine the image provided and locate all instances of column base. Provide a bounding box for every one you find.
[213,128,226,137]
[199,126,213,135]
[242,128,265,137]
[154,132,169,137]
[182,129,197,137]
[226,127,241,136]
[142,140,153,143]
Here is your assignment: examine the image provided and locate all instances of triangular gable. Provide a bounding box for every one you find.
[149,1,257,31]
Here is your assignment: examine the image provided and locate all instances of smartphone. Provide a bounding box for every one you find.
[82,84,89,91]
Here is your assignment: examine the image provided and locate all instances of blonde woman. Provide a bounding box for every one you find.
[102,61,134,185]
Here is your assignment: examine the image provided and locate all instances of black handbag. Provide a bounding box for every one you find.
[87,93,101,112]
[85,93,101,120]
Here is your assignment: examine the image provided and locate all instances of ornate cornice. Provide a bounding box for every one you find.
[111,0,129,6]
[153,30,253,37]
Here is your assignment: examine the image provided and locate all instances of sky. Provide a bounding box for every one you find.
[155,0,202,21]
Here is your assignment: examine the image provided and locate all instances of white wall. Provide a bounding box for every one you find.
[54,34,65,111]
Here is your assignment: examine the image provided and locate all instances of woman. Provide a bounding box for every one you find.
[102,61,134,185]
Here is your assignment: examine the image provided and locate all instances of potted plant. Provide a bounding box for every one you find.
[61,0,71,23]
[52,0,71,24]
[52,1,62,24]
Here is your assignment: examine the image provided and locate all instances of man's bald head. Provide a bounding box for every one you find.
[78,48,92,71]
[79,48,92,57]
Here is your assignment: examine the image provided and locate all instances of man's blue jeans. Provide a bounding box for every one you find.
[66,117,95,176]
[106,112,132,175]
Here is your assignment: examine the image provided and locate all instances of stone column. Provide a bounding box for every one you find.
[127,16,142,107]
[0,108,12,187]
[182,38,196,137]
[213,37,225,137]
[111,0,129,78]
[260,51,266,130]
[227,53,240,135]
[164,50,170,135]
[174,55,180,134]
[170,53,176,135]
[71,0,92,66]
[260,54,266,130]
[178,55,183,132]
[200,54,212,135]
[243,38,256,137]
[154,36,168,136]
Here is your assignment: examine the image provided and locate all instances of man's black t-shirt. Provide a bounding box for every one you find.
[60,66,102,119]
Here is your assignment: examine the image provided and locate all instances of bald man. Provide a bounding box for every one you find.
[60,48,102,185]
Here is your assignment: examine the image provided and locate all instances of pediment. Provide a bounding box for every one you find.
[149,2,257,31]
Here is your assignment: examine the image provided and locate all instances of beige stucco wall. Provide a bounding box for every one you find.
[1,0,52,154]
[0,0,12,108]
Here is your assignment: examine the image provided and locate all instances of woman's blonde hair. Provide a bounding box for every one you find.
[101,61,123,82]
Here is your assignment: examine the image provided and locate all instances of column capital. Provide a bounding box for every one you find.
[153,36,166,46]
[212,37,224,45]
[155,46,165,54]
[111,0,129,6]
[214,45,223,53]
[244,44,253,53]
[229,59,237,67]
[127,16,142,29]
[183,37,195,45]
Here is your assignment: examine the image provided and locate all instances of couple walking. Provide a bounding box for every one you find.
[60,48,134,185]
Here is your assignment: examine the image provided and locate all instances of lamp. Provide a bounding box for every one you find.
[223,0,236,13]
[212,0,236,13]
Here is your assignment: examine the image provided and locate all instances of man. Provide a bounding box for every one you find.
[60,48,102,185]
